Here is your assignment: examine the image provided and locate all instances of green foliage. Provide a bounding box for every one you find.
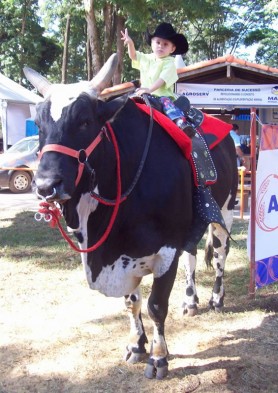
[254,29,278,68]
[0,0,60,85]
[0,0,277,85]
[39,0,86,82]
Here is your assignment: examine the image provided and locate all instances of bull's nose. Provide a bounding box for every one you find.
[36,187,57,201]
[35,177,71,202]
[35,177,58,197]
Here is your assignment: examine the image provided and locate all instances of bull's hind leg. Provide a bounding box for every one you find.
[124,286,148,363]
[145,250,179,380]
[206,207,233,312]
[182,248,199,316]
[206,223,229,311]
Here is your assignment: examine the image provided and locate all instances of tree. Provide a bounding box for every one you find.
[243,0,278,67]
[81,0,278,82]
[2,0,277,85]
[169,0,277,63]
[0,0,60,85]
[245,29,278,68]
[61,14,71,83]
[40,0,87,83]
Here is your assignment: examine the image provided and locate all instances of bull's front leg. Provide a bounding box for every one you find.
[182,248,199,316]
[145,251,179,379]
[124,286,148,363]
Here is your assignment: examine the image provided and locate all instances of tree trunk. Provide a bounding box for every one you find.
[103,3,115,62]
[84,0,102,75]
[19,0,32,84]
[61,14,71,84]
[86,34,93,80]
[114,13,125,85]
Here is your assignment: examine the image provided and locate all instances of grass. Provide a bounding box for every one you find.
[1,209,277,304]
[0,210,80,269]
[1,208,278,393]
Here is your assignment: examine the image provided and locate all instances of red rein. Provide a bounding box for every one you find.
[36,122,122,253]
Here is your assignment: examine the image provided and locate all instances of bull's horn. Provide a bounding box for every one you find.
[23,67,52,97]
[89,53,118,95]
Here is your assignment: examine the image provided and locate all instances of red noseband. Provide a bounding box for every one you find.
[39,129,105,186]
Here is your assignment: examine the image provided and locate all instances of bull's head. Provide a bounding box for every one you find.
[23,54,126,205]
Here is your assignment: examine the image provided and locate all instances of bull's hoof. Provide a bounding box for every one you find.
[182,303,198,317]
[144,358,168,379]
[124,351,146,364]
[209,299,224,313]
[186,307,198,317]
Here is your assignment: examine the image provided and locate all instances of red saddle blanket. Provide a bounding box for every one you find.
[135,102,232,159]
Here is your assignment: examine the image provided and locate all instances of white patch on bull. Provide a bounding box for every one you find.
[66,191,98,280]
[77,192,99,279]
[221,193,234,233]
[66,191,98,234]
[125,287,144,351]
[183,251,197,306]
[85,246,177,298]
[66,189,177,297]
[47,82,97,122]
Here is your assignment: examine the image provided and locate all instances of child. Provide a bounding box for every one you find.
[122,23,227,247]
[121,22,191,131]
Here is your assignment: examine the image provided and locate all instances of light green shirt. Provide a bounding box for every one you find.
[132,51,178,99]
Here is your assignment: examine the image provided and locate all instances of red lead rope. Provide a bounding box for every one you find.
[36,122,122,253]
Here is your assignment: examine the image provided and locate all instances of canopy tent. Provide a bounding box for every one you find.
[0,73,42,151]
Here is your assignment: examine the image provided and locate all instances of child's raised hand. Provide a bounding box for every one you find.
[121,28,131,45]
[121,28,136,60]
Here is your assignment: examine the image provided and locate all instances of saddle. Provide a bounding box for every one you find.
[133,95,232,187]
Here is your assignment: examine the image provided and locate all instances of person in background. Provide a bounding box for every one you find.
[121,22,192,132]
[230,123,245,166]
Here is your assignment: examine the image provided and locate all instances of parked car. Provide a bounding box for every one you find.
[0,135,39,193]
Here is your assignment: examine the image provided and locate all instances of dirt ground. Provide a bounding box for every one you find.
[1,209,278,392]
[2,259,278,393]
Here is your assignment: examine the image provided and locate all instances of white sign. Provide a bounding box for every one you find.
[247,124,278,288]
[176,83,278,107]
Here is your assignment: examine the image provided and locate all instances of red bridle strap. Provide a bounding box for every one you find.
[39,131,104,186]
[36,122,123,253]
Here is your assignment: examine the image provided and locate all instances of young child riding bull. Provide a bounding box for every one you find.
[121,22,195,136]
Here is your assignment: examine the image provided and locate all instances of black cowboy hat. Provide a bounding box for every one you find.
[146,22,189,55]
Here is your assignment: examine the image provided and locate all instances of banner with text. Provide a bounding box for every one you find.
[176,84,278,107]
[247,124,278,288]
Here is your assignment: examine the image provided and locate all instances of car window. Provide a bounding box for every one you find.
[8,139,39,154]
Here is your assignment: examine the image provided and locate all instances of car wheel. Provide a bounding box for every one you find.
[9,171,32,193]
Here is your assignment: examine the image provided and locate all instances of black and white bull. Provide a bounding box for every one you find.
[24,54,238,379]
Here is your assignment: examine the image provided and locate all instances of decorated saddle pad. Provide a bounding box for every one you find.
[134,101,232,186]
[135,101,232,151]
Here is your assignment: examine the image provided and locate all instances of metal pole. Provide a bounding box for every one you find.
[249,107,257,297]
[239,167,244,219]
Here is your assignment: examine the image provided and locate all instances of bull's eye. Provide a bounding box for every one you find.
[80,120,90,130]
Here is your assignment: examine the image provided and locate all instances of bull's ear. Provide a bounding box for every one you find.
[97,94,128,123]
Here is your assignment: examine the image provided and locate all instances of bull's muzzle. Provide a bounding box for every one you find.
[36,187,57,201]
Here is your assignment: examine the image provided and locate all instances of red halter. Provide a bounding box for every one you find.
[37,122,122,253]
[39,129,104,187]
